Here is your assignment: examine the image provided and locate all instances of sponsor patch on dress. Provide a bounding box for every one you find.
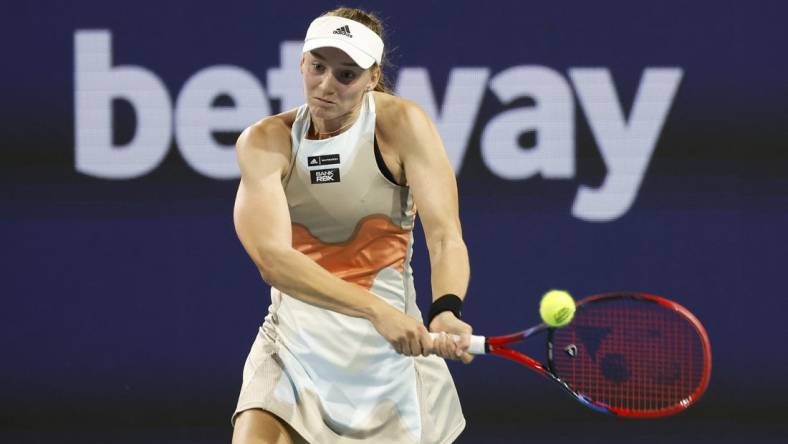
[310,168,340,184]
[307,154,340,167]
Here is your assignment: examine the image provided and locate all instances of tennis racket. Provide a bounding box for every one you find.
[433,291,712,418]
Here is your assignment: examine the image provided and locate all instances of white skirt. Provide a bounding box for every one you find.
[232,290,465,444]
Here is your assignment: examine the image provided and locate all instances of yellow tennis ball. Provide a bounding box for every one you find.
[539,290,576,327]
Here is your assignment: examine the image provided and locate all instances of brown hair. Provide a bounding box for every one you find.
[322,7,393,94]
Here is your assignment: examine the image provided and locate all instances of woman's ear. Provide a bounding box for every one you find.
[368,65,381,91]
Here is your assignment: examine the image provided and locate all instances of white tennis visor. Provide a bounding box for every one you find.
[302,16,384,69]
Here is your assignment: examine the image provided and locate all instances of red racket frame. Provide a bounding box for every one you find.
[483,292,712,418]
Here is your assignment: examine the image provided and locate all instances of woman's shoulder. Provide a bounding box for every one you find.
[372,92,433,141]
[237,109,298,150]
[372,92,431,131]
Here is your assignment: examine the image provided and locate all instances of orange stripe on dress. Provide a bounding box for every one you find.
[291,215,411,289]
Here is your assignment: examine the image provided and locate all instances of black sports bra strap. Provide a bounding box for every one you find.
[374,134,399,185]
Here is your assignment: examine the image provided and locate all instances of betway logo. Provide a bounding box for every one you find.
[74,30,683,222]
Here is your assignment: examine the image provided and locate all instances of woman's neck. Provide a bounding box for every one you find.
[309,99,364,140]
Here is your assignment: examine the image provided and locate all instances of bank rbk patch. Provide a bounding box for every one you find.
[310,168,340,184]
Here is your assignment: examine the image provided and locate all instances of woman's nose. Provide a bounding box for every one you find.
[318,72,336,93]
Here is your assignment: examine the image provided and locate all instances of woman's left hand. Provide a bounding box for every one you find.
[429,311,474,364]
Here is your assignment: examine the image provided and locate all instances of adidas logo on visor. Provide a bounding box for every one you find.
[332,25,352,38]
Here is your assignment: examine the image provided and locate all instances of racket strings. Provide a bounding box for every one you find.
[551,300,707,414]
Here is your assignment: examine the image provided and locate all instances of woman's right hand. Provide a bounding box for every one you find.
[370,302,434,357]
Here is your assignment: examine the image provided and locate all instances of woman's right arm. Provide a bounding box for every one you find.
[233,117,433,356]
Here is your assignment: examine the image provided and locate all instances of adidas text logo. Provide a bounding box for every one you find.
[308,154,340,167]
[332,25,352,37]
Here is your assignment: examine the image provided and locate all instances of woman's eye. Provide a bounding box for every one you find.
[342,71,356,80]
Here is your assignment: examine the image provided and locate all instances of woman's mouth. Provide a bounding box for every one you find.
[314,97,334,104]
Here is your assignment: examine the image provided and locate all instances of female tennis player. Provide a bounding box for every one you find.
[231,8,473,444]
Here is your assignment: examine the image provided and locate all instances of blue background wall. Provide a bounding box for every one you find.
[3,1,787,442]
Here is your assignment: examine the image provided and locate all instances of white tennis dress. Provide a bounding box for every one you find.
[233,93,466,444]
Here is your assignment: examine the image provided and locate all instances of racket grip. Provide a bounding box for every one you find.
[428,332,486,355]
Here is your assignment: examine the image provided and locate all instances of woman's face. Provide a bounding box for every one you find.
[301,48,379,121]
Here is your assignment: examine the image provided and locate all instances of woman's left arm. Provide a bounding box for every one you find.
[390,99,474,363]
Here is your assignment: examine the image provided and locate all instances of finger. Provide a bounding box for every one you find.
[439,332,454,358]
[446,334,460,359]
[441,333,465,358]
[396,339,408,356]
[433,332,460,360]
[460,352,475,364]
[432,332,443,356]
[410,336,422,357]
[405,338,416,356]
[455,333,471,358]
[420,332,433,357]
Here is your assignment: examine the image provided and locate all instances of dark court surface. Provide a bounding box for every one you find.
[3,412,786,444]
[1,424,784,444]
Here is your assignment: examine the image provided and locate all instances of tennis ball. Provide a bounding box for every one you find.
[539,290,576,327]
